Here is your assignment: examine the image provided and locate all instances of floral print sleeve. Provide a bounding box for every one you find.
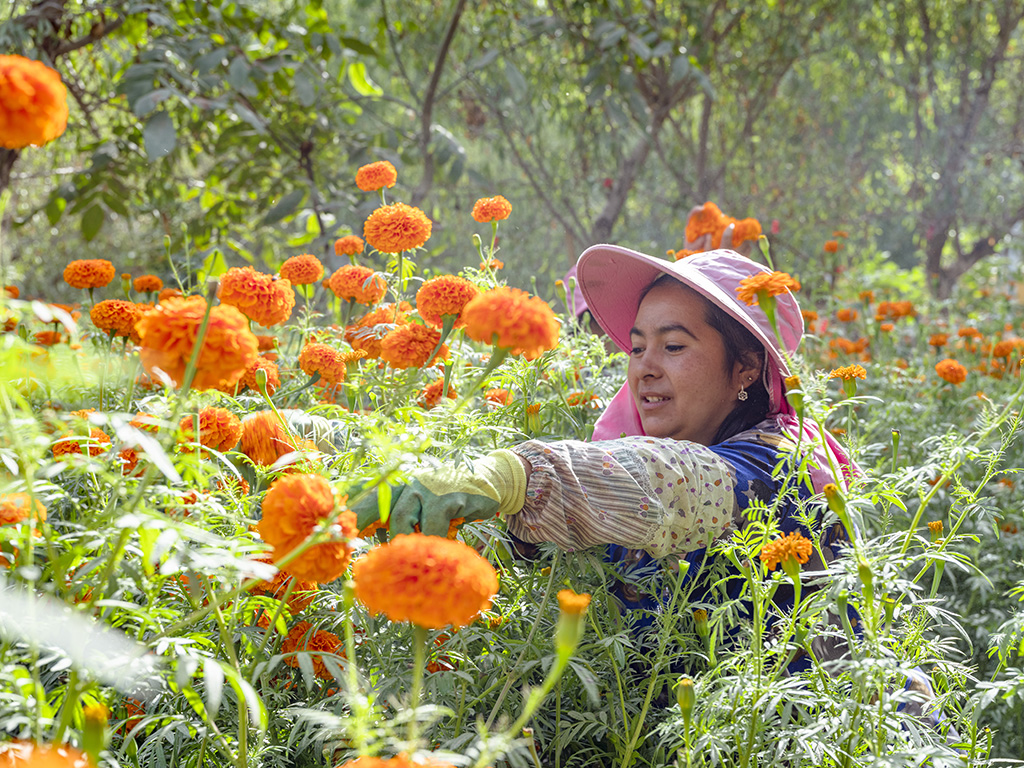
[507,436,740,558]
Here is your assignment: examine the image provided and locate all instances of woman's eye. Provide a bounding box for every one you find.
[665,344,685,352]
[630,346,644,356]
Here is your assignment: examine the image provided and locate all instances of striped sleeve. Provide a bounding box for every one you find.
[507,436,739,558]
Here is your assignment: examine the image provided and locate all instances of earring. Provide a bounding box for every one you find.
[737,385,749,402]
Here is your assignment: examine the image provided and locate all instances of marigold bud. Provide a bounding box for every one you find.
[676,677,696,721]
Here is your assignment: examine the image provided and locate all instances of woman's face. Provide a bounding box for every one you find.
[627,281,759,445]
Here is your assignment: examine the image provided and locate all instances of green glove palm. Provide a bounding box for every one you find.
[352,449,527,538]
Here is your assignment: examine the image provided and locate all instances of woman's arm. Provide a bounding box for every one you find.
[505,435,740,558]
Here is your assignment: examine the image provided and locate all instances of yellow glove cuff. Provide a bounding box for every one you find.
[472,449,528,517]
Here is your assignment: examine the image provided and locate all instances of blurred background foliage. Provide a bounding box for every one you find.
[2,0,1024,301]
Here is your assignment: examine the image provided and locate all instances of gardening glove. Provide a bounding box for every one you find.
[352,449,527,538]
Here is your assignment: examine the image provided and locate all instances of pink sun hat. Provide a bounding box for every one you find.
[576,245,804,413]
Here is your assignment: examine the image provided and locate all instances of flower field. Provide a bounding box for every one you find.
[2,52,1024,768]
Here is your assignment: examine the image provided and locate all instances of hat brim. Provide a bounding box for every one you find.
[576,244,793,380]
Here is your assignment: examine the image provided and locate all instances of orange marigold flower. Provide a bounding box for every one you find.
[334,235,365,257]
[929,333,949,347]
[0,741,93,767]
[685,201,727,243]
[117,447,140,476]
[239,411,302,466]
[480,258,504,270]
[353,534,499,629]
[880,322,895,332]
[329,264,387,305]
[0,55,69,149]
[416,275,480,329]
[472,195,513,223]
[280,621,343,680]
[729,217,762,247]
[298,342,347,385]
[858,290,874,304]
[345,302,413,358]
[90,299,144,341]
[462,287,560,360]
[52,428,110,459]
[255,334,278,352]
[935,358,968,385]
[927,520,943,536]
[565,390,599,408]
[833,230,849,238]
[363,202,433,254]
[823,240,840,253]
[957,326,981,339]
[993,338,1024,358]
[419,378,457,409]
[247,555,318,613]
[557,589,591,615]
[0,493,46,526]
[828,365,867,381]
[355,160,398,192]
[669,248,701,260]
[380,323,449,369]
[33,330,63,346]
[136,296,259,391]
[758,531,812,571]
[485,388,514,406]
[62,259,115,290]
[279,254,324,286]
[240,357,281,395]
[178,407,242,453]
[133,275,163,293]
[3,285,18,299]
[157,287,182,303]
[257,474,357,582]
[218,266,295,328]
[801,309,818,323]
[338,754,456,768]
[735,271,801,306]
[836,308,858,322]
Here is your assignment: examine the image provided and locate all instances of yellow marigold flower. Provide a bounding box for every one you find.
[0,55,69,149]
[0,740,93,767]
[927,520,943,536]
[685,201,727,243]
[823,240,840,253]
[380,323,449,369]
[935,358,968,385]
[239,411,301,467]
[257,474,357,583]
[298,342,347,385]
[63,259,115,290]
[735,271,801,306]
[353,534,499,629]
[240,357,281,395]
[217,266,295,328]
[836,308,858,322]
[363,202,432,254]
[52,428,110,459]
[136,296,258,391]
[0,493,46,526]
[355,160,398,191]
[279,254,324,286]
[334,235,365,257]
[461,287,560,360]
[133,274,163,293]
[758,531,812,571]
[178,407,242,453]
[828,365,866,381]
[90,299,144,341]
[416,275,480,329]
[929,333,949,347]
[419,378,457,409]
[247,555,319,613]
[784,375,801,390]
[328,264,387,305]
[472,195,512,223]
[557,589,591,615]
[280,621,343,680]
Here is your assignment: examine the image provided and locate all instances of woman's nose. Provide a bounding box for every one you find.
[634,350,662,377]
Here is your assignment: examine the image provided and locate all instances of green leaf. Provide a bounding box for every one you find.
[504,60,527,98]
[340,36,376,56]
[143,112,177,160]
[293,71,316,107]
[81,204,105,242]
[197,249,228,285]
[347,61,382,96]
[203,660,224,720]
[262,189,305,226]
[133,87,174,117]
[45,197,66,226]
[228,55,257,96]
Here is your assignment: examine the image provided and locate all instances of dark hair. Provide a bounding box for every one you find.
[640,275,770,444]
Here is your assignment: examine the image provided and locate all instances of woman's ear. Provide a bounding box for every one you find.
[734,355,763,389]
